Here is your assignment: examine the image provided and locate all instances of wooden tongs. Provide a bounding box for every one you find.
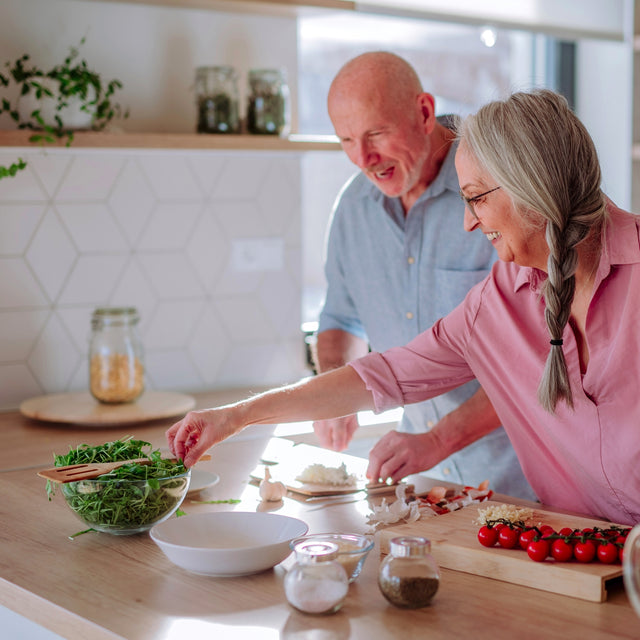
[37,455,210,483]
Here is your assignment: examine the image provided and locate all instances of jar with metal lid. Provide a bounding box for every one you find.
[284,540,349,615]
[195,66,240,134]
[378,536,440,608]
[247,68,290,136]
[89,307,144,404]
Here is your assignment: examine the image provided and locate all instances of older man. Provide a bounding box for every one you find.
[313,51,534,498]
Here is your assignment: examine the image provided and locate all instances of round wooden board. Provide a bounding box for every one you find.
[20,390,196,427]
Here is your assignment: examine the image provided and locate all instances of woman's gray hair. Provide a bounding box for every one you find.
[457,89,607,413]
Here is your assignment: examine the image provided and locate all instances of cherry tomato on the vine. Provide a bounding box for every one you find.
[477,525,498,548]
[596,542,619,564]
[498,526,521,549]
[551,538,574,562]
[558,527,574,537]
[574,540,596,563]
[519,528,538,550]
[527,539,550,562]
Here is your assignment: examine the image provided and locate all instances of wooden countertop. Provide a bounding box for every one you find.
[1,389,640,639]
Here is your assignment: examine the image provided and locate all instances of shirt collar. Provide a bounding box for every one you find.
[514,201,640,293]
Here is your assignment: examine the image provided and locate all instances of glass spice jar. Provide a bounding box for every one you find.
[378,536,440,609]
[195,66,240,134]
[284,541,349,615]
[89,307,145,404]
[247,68,290,136]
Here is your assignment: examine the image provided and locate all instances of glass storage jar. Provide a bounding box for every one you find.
[247,68,290,136]
[284,540,349,615]
[89,307,145,404]
[195,66,240,134]
[378,536,440,608]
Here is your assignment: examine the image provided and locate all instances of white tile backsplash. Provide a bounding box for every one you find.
[0,258,49,308]
[56,155,124,200]
[57,202,129,252]
[0,146,306,410]
[0,204,44,254]
[25,209,77,301]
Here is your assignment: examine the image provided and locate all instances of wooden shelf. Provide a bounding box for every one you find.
[0,130,342,152]
[78,0,356,16]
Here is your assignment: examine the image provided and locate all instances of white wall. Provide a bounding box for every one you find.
[0,0,307,410]
[1,0,299,133]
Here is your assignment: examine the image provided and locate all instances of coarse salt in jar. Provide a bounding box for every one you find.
[284,540,349,615]
[89,307,144,404]
[378,536,440,608]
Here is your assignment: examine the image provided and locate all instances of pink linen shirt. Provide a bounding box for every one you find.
[351,204,640,525]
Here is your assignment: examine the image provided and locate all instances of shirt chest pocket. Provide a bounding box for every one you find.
[426,268,490,325]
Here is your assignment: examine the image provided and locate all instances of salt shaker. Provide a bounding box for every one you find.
[89,307,144,404]
[378,536,440,608]
[284,541,349,615]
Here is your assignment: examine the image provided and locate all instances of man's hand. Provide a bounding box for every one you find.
[367,430,441,483]
[313,414,360,451]
[366,387,502,483]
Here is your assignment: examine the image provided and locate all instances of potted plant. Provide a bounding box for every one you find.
[0,38,128,180]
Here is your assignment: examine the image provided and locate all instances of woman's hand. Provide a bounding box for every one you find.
[166,407,239,467]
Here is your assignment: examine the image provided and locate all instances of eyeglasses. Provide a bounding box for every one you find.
[459,185,501,220]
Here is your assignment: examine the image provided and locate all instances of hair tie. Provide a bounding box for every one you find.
[550,339,563,346]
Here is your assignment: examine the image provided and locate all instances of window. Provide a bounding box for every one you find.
[297,12,573,324]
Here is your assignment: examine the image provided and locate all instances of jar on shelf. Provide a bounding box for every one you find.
[195,66,240,134]
[89,307,145,404]
[378,536,440,609]
[247,68,290,136]
[284,540,349,615]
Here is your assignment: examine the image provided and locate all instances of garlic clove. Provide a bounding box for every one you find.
[259,466,287,502]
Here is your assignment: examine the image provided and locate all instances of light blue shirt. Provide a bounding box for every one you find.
[318,140,536,499]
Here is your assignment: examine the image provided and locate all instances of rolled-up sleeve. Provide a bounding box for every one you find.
[349,293,477,413]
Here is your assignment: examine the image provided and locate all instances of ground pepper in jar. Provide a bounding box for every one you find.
[246,68,290,136]
[195,66,240,134]
[378,536,440,608]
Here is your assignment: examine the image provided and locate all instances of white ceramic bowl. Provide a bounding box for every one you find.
[150,511,308,576]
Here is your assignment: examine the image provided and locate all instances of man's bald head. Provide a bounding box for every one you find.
[328,51,423,115]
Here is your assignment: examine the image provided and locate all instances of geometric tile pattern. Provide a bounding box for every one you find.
[0,146,308,410]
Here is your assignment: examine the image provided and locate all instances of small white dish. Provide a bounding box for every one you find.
[150,511,308,577]
[187,469,220,494]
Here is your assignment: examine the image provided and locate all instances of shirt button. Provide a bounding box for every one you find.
[443,467,451,476]
[406,312,414,320]
[407,256,415,264]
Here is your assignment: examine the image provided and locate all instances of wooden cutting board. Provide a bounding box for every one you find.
[378,500,624,603]
[20,390,195,427]
[250,442,374,497]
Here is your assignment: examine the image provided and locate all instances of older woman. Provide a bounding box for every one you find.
[167,89,640,526]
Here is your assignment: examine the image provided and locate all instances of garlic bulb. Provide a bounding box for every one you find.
[259,467,287,502]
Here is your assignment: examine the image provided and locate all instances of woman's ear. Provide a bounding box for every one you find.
[418,92,437,134]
